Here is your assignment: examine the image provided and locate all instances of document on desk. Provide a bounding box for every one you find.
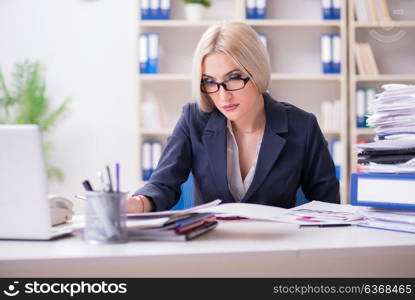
[195,202,360,225]
[128,199,222,218]
[128,200,365,226]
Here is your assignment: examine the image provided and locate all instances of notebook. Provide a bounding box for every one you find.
[0,125,73,240]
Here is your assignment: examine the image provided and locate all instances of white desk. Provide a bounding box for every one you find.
[1,219,414,277]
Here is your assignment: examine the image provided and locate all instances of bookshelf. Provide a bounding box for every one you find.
[138,0,349,203]
[348,0,415,179]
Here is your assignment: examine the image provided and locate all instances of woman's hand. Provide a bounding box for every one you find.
[126,195,154,213]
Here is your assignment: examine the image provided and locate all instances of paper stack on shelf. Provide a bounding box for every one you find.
[355,84,415,173]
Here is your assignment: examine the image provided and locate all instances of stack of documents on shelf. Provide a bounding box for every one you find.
[355,84,415,173]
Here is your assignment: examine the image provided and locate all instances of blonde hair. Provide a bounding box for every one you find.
[192,21,271,112]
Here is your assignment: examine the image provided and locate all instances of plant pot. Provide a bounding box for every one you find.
[185,3,206,21]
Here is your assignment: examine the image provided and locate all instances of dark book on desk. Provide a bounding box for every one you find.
[128,213,218,241]
[128,220,218,241]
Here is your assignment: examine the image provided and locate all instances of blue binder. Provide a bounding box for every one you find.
[331,0,341,20]
[255,0,267,19]
[147,33,159,74]
[140,0,151,20]
[142,141,153,181]
[160,0,171,20]
[321,0,332,20]
[246,0,256,19]
[350,173,415,210]
[139,34,148,74]
[331,34,341,74]
[321,34,332,73]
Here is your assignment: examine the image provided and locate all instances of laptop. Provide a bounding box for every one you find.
[0,125,73,240]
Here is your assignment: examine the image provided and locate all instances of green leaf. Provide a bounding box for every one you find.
[0,60,71,182]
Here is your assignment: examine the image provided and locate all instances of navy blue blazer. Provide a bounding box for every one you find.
[134,92,340,211]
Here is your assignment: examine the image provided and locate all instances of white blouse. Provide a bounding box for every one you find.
[226,120,262,202]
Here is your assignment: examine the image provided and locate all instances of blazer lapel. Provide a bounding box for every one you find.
[202,110,234,203]
[241,94,289,202]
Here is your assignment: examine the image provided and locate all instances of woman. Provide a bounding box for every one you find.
[128,21,339,213]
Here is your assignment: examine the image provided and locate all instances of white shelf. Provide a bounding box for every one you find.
[139,73,342,81]
[354,74,415,82]
[139,74,191,81]
[141,128,173,135]
[244,20,342,27]
[354,21,415,28]
[139,19,342,28]
[271,73,342,81]
[139,20,228,28]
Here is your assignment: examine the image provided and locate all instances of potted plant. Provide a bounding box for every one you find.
[0,61,70,182]
[183,0,211,21]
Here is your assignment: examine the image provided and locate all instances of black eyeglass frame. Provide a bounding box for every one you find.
[200,77,250,94]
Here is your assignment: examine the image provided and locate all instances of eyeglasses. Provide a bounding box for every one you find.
[200,76,250,94]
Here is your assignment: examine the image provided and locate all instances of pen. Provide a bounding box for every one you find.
[82,180,94,192]
[97,171,106,192]
[106,165,114,193]
[75,194,86,200]
[115,163,120,193]
[300,224,352,228]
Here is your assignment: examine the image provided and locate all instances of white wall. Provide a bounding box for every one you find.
[0,0,139,212]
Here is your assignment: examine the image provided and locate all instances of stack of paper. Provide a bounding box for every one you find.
[127,212,217,241]
[355,84,415,173]
[357,207,415,234]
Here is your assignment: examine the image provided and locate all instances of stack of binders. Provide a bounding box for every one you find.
[140,0,171,20]
[142,141,163,181]
[246,0,267,19]
[321,0,341,20]
[321,34,341,74]
[128,212,218,241]
[139,33,159,74]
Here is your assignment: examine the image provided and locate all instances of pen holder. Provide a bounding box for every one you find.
[83,191,128,244]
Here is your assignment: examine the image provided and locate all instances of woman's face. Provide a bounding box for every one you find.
[201,52,261,122]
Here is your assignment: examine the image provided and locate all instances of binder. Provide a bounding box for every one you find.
[331,34,341,73]
[365,87,376,127]
[356,88,366,128]
[256,0,267,19]
[321,0,332,20]
[331,0,341,20]
[246,0,256,19]
[321,34,332,74]
[139,34,148,74]
[150,0,159,19]
[332,139,342,180]
[140,0,150,20]
[160,0,171,20]
[258,33,267,49]
[350,173,415,210]
[147,33,159,74]
[142,141,153,181]
[151,141,162,171]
